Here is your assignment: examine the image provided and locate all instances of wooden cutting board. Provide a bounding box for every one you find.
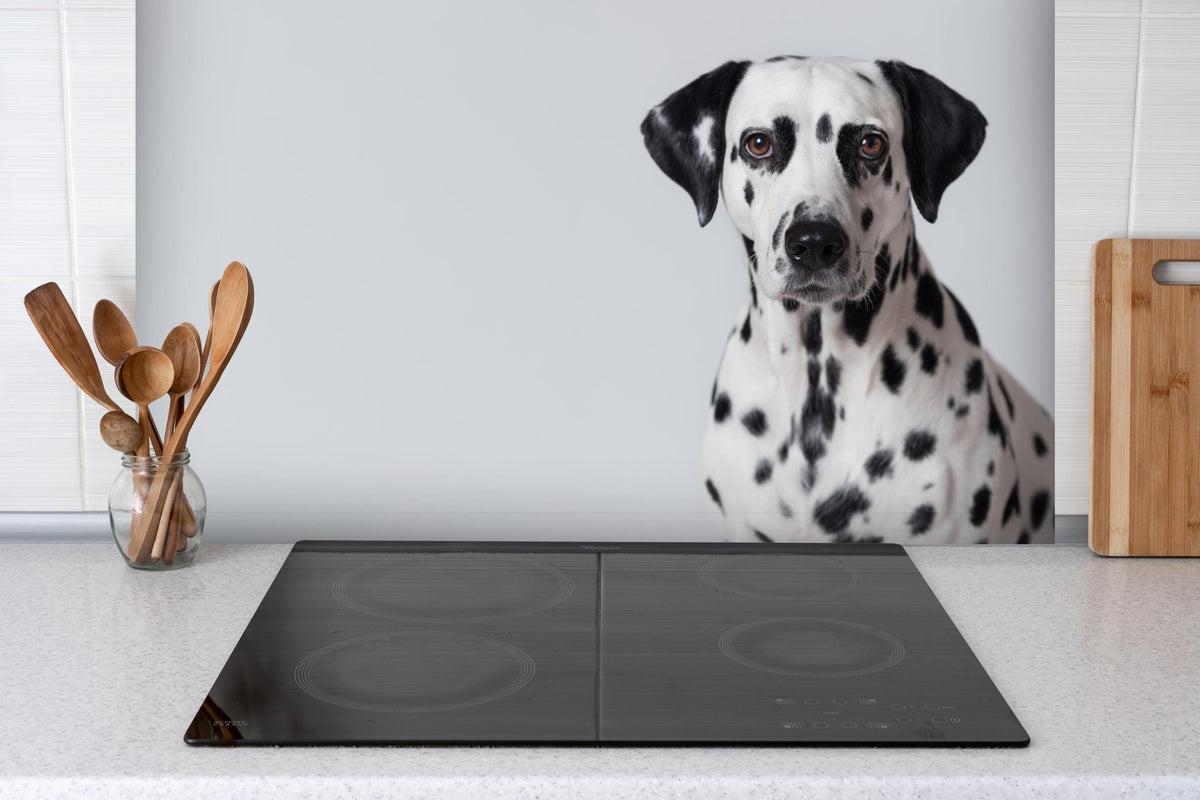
[1091,239,1200,556]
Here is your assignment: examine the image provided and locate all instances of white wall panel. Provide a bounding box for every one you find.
[1053,6,1142,514]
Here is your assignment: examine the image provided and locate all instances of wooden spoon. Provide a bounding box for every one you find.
[24,283,123,413]
[116,348,174,458]
[129,262,255,564]
[93,299,137,367]
[197,280,220,389]
[99,410,144,454]
[161,325,201,437]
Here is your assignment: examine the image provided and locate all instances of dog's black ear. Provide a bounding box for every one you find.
[642,60,750,227]
[876,60,987,224]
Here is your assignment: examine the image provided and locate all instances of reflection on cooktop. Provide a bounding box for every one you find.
[718,616,905,679]
[331,552,575,623]
[294,630,537,713]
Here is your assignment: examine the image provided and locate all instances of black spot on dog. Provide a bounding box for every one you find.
[997,374,1015,419]
[772,213,789,250]
[754,459,773,484]
[956,403,970,418]
[835,123,867,188]
[779,500,794,518]
[766,116,798,174]
[906,327,921,351]
[799,357,837,479]
[987,386,1009,450]
[1030,489,1050,531]
[740,311,752,343]
[890,234,916,292]
[801,464,818,492]
[914,273,944,328]
[969,485,992,527]
[825,355,841,395]
[813,484,871,534]
[713,392,731,423]
[856,71,874,86]
[1033,433,1048,457]
[987,460,995,476]
[948,397,955,409]
[744,180,754,206]
[946,287,981,346]
[754,529,774,542]
[781,297,800,312]
[801,309,822,355]
[1017,530,1031,544]
[964,358,984,394]
[842,244,891,346]
[742,235,756,264]
[816,113,832,144]
[777,441,789,463]
[903,429,936,461]
[920,343,938,375]
[907,504,935,535]
[742,408,767,436]
[1001,480,1020,526]
[731,144,738,163]
[748,270,758,308]
[861,206,873,232]
[881,344,906,394]
[706,478,724,512]
[882,156,892,185]
[864,449,894,482]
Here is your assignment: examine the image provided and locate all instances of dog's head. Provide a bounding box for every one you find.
[642,56,986,306]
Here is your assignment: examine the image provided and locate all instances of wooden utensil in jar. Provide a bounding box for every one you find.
[24,283,125,414]
[128,262,254,564]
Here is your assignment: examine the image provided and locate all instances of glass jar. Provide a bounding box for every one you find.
[109,450,206,570]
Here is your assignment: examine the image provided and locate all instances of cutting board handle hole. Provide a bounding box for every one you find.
[1151,260,1200,284]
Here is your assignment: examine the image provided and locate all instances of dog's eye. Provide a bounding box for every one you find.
[859,132,886,159]
[743,133,773,159]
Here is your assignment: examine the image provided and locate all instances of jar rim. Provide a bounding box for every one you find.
[119,449,190,468]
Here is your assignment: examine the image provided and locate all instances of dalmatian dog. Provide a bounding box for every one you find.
[642,56,1054,544]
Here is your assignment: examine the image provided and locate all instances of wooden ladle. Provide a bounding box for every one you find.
[24,283,124,413]
[99,410,144,454]
[161,325,201,437]
[115,348,174,458]
[93,299,137,368]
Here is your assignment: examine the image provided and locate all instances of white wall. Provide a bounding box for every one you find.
[0,0,134,511]
[129,0,1053,542]
[1055,0,1200,514]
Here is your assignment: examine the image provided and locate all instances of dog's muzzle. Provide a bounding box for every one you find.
[783,220,848,274]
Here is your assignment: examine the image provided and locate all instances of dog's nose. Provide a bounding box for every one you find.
[784,221,848,270]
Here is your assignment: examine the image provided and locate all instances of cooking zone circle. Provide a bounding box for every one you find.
[700,555,864,601]
[331,553,575,623]
[719,617,905,679]
[294,631,537,713]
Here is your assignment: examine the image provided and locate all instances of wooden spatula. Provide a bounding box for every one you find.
[24,283,124,413]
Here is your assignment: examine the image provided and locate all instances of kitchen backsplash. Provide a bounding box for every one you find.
[1056,0,1200,514]
[1,1,1197,518]
[0,0,134,511]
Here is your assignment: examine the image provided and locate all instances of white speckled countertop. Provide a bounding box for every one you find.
[1,543,1197,799]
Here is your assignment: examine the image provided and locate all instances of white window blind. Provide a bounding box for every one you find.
[1,0,134,511]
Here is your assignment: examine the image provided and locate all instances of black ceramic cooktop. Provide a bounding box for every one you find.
[186,541,1028,746]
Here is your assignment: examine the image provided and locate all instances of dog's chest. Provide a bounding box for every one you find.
[704,303,989,543]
